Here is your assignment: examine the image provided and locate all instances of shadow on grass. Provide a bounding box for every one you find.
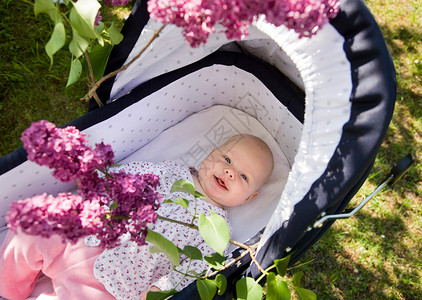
[298,207,422,299]
[300,148,421,298]
[380,24,422,62]
[366,23,421,196]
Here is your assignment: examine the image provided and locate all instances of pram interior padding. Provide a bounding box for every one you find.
[102,4,356,256]
[117,105,291,248]
[0,0,396,298]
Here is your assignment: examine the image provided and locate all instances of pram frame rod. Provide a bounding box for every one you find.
[312,154,415,229]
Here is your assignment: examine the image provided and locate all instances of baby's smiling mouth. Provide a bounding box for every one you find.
[215,176,227,190]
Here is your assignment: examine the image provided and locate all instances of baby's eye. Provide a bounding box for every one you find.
[225,157,231,164]
[241,174,247,181]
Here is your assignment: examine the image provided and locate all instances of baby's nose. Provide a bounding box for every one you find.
[225,168,234,179]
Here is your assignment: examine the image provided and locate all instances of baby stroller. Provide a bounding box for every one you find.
[0,0,414,298]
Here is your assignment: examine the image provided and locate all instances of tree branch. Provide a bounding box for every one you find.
[156,214,199,230]
[83,51,103,107]
[229,240,267,275]
[206,241,264,278]
[206,247,251,278]
[81,24,166,102]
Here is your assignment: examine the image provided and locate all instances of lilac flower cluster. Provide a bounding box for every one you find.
[6,193,103,244]
[8,120,163,248]
[21,120,112,183]
[95,10,102,27]
[94,172,161,248]
[103,0,132,8]
[147,0,340,47]
[93,0,132,27]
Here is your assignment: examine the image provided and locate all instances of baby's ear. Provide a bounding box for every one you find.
[245,192,259,203]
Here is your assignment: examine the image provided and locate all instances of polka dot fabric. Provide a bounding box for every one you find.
[90,160,230,299]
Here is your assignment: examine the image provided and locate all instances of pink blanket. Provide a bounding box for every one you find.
[0,229,113,300]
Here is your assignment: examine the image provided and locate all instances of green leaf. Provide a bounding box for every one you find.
[109,201,118,211]
[69,0,100,39]
[95,21,105,34]
[292,271,304,288]
[235,277,263,300]
[197,279,217,300]
[266,272,291,300]
[170,180,196,196]
[69,29,90,58]
[169,180,205,199]
[294,287,317,300]
[291,271,316,300]
[204,252,226,270]
[174,197,190,209]
[34,0,56,19]
[180,245,203,260]
[164,197,190,210]
[34,0,65,64]
[215,274,227,295]
[146,290,177,300]
[149,245,161,254]
[45,21,66,65]
[145,228,180,266]
[108,19,124,45]
[194,191,206,199]
[274,253,292,277]
[88,43,113,80]
[66,58,82,87]
[189,269,205,277]
[198,211,230,255]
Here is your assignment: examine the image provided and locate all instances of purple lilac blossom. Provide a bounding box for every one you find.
[9,121,163,248]
[147,0,340,47]
[21,121,108,183]
[95,10,102,27]
[6,193,105,244]
[94,142,115,167]
[6,173,162,248]
[95,172,162,248]
[103,0,132,7]
[112,0,132,7]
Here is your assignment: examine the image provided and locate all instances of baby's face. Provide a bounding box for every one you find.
[197,135,273,208]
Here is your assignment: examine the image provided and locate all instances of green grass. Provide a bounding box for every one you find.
[0,0,88,155]
[0,0,133,155]
[1,0,421,299]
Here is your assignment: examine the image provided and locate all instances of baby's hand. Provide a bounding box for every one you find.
[141,286,161,300]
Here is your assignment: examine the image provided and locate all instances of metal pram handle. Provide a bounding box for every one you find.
[312,154,415,229]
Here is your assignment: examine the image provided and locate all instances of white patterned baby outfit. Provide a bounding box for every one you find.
[88,160,231,299]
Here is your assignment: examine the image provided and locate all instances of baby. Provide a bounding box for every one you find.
[0,134,274,300]
[194,134,274,208]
